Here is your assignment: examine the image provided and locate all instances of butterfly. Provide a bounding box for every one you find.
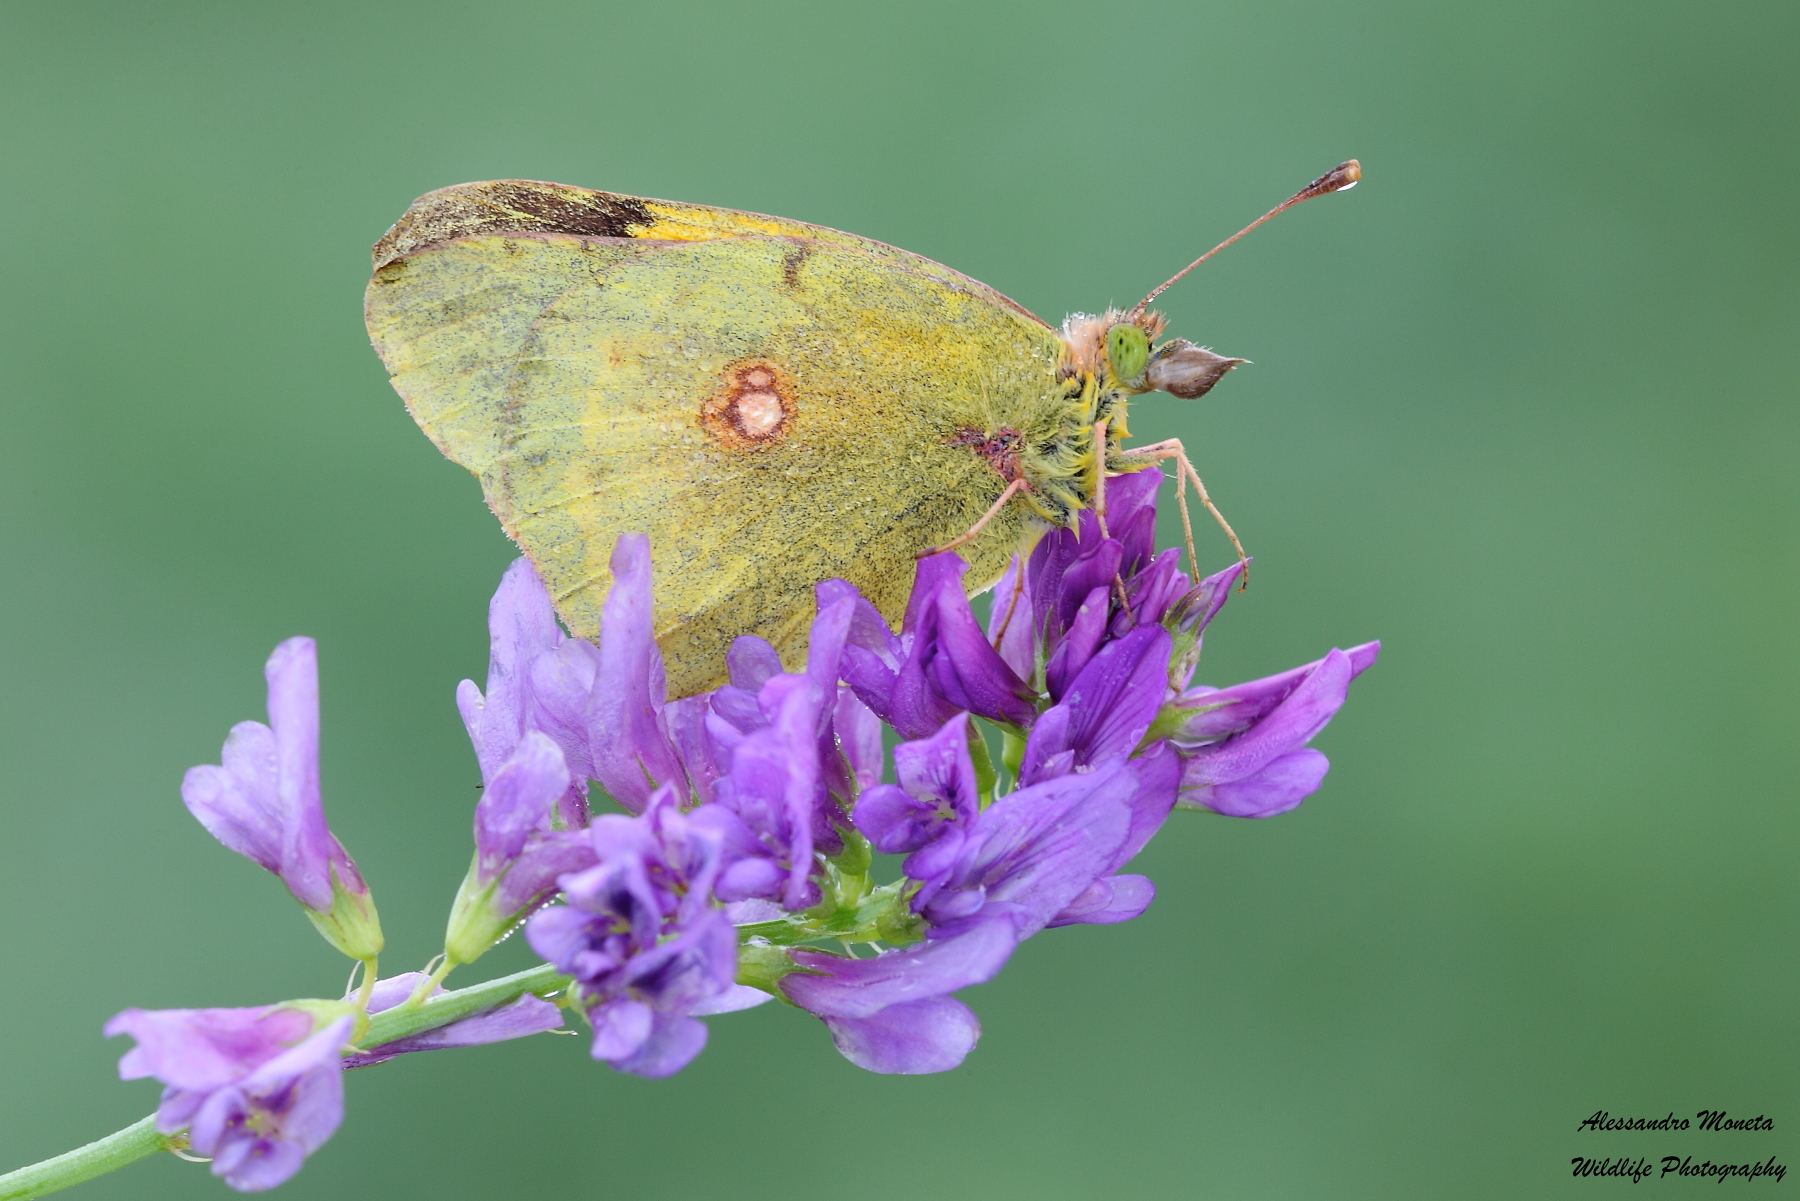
[364,162,1359,699]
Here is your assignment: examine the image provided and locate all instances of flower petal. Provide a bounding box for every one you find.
[1079,745,1185,882]
[1044,584,1111,702]
[936,764,1135,937]
[1181,650,1354,786]
[1057,624,1173,766]
[589,535,685,812]
[462,559,565,779]
[854,784,938,854]
[834,687,884,793]
[783,917,1016,1019]
[1047,874,1156,927]
[608,1011,709,1079]
[261,638,338,912]
[923,566,1037,728]
[1184,747,1331,818]
[105,1005,314,1096]
[986,554,1035,681]
[490,829,598,916]
[820,996,982,1074]
[473,732,570,882]
[345,993,564,1069]
[589,997,653,1063]
[1173,641,1379,745]
[892,713,980,826]
[689,984,775,1016]
[181,726,282,877]
[727,636,784,691]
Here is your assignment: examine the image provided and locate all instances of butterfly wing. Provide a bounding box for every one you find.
[366,182,1065,698]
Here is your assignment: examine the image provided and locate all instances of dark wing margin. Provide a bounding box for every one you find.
[371,180,1050,329]
[372,181,657,270]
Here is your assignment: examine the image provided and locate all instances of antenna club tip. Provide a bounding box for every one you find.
[1318,159,1361,194]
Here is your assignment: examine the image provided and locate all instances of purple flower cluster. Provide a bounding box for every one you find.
[105,464,1375,1192]
[455,467,1376,1077]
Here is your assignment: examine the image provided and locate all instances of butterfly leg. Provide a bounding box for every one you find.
[1091,418,1138,621]
[1121,438,1249,589]
[988,557,1027,650]
[1092,417,1112,539]
[916,477,1030,559]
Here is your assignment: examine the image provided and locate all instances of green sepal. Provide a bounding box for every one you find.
[966,719,999,808]
[736,940,802,998]
[1137,693,1232,755]
[442,852,525,967]
[735,878,924,948]
[275,997,366,1044]
[998,724,1027,797]
[828,828,872,878]
[1166,623,1202,692]
[302,864,384,961]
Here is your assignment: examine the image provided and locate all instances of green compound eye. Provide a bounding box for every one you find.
[1106,323,1149,382]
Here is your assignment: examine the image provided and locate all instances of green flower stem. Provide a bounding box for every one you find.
[361,961,571,1049]
[0,963,574,1199]
[0,1114,183,1201]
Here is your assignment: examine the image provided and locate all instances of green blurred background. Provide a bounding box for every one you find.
[2,1,1794,1196]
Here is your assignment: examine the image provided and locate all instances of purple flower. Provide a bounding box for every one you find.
[525,787,745,1077]
[1017,471,1165,698]
[582,535,693,811]
[188,1017,352,1192]
[1171,642,1381,818]
[181,637,382,961]
[343,973,565,1068]
[993,468,1244,700]
[1019,624,1175,785]
[709,674,829,910]
[840,554,1037,738]
[463,545,722,820]
[701,583,878,908]
[456,559,591,828]
[105,1005,350,1192]
[853,713,982,902]
[106,1005,318,1133]
[913,752,1180,935]
[800,745,1182,1073]
[444,731,597,965]
[781,917,1015,1074]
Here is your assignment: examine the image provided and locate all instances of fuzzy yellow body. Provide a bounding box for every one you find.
[366,181,1127,698]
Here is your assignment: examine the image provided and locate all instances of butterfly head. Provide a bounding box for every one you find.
[1053,158,1362,406]
[1058,308,1248,402]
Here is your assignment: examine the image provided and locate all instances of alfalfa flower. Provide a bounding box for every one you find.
[525,787,754,1078]
[105,1006,352,1192]
[180,637,382,961]
[1166,642,1381,817]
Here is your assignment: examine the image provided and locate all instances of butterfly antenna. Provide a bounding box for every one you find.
[1130,159,1361,318]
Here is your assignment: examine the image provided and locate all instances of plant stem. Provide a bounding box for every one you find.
[353,955,379,1012]
[0,1114,183,1201]
[0,963,573,1198]
[361,961,570,1048]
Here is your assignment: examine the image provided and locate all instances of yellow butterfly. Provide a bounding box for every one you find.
[364,162,1359,698]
